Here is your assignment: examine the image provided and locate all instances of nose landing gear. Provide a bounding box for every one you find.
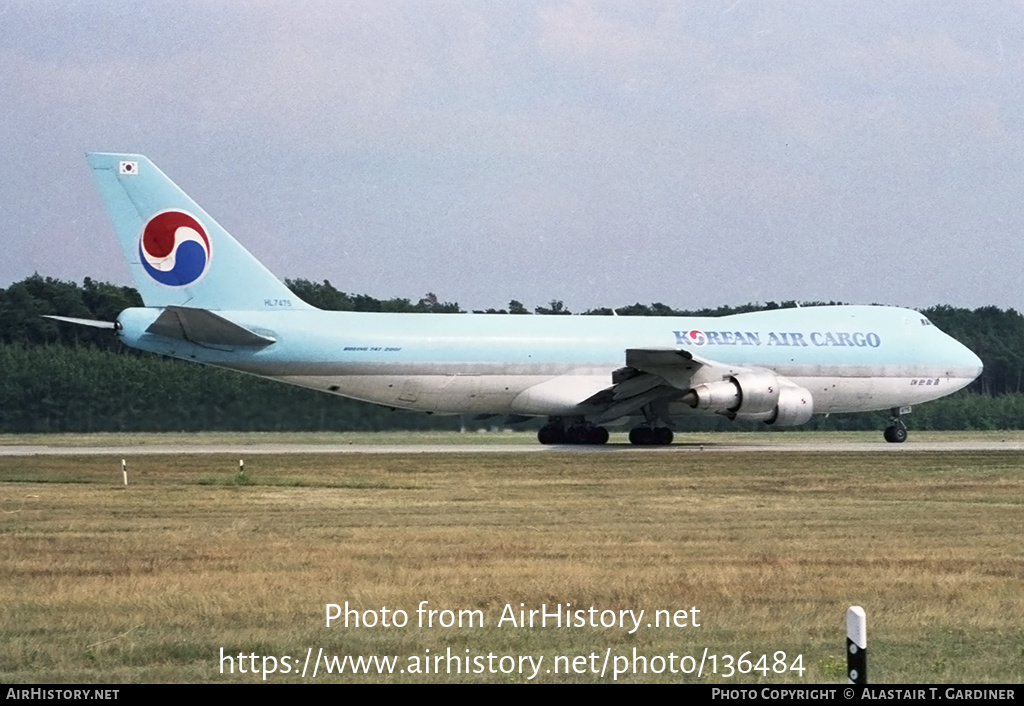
[883,407,910,443]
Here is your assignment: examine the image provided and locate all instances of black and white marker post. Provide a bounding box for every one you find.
[847,605,867,684]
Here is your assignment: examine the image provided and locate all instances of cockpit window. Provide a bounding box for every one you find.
[920,317,932,326]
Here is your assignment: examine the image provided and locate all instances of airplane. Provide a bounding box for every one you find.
[54,152,983,445]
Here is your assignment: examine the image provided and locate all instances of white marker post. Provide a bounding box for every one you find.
[121,459,128,486]
[847,606,867,684]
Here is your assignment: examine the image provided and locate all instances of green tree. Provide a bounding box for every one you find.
[535,299,570,315]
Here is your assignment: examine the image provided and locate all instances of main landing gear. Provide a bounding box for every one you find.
[536,410,675,446]
[628,426,674,446]
[537,417,609,445]
[883,407,909,443]
[628,401,674,445]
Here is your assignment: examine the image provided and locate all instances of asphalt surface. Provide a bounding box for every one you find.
[1,441,1022,455]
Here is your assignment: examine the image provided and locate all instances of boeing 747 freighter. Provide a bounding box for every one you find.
[53,153,983,445]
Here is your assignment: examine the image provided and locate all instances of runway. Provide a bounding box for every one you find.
[2,440,1022,455]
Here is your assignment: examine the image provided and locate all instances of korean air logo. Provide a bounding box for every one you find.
[139,211,211,286]
[686,330,707,346]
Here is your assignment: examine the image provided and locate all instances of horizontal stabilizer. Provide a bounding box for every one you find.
[43,315,117,329]
[146,306,276,348]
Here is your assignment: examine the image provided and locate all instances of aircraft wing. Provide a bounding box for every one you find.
[586,347,724,424]
[625,348,715,387]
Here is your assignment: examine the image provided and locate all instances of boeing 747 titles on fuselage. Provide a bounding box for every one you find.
[52,153,983,445]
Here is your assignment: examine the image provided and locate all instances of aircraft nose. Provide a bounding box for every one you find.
[966,347,984,381]
[955,338,984,382]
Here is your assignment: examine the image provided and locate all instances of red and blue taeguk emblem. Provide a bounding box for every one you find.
[138,211,211,286]
[687,330,707,346]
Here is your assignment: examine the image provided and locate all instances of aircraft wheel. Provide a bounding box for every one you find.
[654,427,674,445]
[565,425,587,444]
[883,425,907,443]
[538,425,564,444]
[590,426,610,445]
[629,427,654,445]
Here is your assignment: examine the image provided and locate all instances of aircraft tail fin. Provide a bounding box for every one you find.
[86,153,313,311]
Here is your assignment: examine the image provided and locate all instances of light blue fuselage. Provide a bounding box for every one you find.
[117,304,982,418]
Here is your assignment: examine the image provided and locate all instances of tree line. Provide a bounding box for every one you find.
[2,274,1022,433]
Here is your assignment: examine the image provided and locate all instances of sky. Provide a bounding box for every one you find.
[3,1,1024,313]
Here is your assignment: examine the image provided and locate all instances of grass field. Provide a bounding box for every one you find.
[1,438,1022,683]
[4,428,1024,447]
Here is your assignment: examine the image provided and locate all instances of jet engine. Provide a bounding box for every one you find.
[681,371,814,427]
[681,370,781,416]
[764,382,814,426]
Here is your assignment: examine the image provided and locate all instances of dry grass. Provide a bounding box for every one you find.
[4,429,1024,447]
[1,449,1021,683]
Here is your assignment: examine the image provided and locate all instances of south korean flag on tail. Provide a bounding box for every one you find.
[119,161,138,175]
